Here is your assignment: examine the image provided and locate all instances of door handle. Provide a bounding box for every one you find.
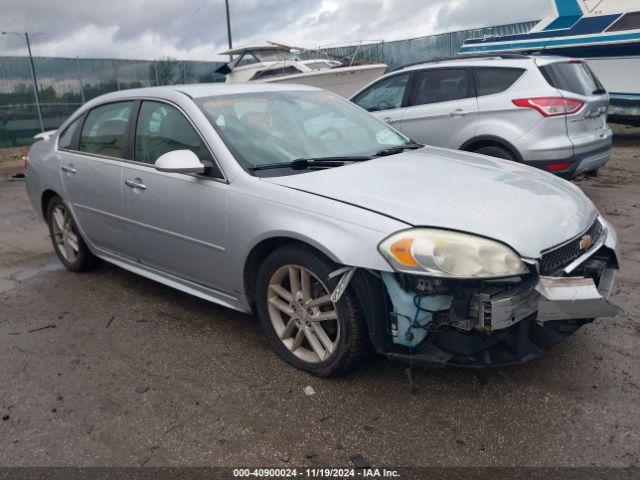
[383,117,398,124]
[125,179,147,190]
[450,109,470,117]
[61,165,76,174]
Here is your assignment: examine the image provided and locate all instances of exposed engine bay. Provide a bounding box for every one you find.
[355,243,621,368]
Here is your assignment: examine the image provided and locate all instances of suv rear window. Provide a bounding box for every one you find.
[474,68,525,96]
[539,62,605,96]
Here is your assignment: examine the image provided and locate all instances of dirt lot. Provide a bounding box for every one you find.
[0,130,639,468]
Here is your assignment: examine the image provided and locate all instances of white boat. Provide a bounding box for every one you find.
[216,43,388,98]
[460,0,640,125]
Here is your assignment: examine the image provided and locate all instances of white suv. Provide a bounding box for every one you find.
[351,54,613,178]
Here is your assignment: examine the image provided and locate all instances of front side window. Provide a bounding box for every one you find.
[474,68,525,97]
[352,74,410,112]
[196,91,410,172]
[134,101,206,165]
[408,69,472,106]
[58,116,83,149]
[79,102,133,158]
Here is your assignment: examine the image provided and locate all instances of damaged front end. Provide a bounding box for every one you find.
[361,217,621,367]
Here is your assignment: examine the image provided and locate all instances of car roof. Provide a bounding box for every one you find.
[91,82,322,103]
[394,54,572,73]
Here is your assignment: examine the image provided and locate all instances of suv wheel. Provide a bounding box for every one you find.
[255,244,369,377]
[46,196,98,272]
[473,145,515,161]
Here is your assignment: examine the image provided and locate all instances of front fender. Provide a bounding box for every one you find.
[226,179,407,296]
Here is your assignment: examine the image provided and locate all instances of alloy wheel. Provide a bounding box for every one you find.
[267,265,340,363]
[51,204,79,263]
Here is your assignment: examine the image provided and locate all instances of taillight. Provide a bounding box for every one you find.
[512,97,584,117]
[23,152,29,174]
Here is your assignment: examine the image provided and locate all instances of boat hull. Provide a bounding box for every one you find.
[257,64,388,98]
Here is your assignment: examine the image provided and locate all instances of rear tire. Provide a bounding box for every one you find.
[46,196,98,272]
[586,168,600,178]
[473,145,515,161]
[255,244,369,377]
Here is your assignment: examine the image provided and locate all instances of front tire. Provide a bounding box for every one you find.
[46,196,98,272]
[255,244,369,377]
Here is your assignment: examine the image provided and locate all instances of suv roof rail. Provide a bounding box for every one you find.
[390,53,530,72]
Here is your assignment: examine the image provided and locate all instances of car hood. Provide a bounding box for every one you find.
[263,147,597,259]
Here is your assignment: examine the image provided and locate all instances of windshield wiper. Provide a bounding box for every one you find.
[249,156,372,172]
[373,143,424,157]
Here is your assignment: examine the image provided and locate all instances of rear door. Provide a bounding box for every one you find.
[351,73,411,127]
[538,60,612,156]
[58,101,135,257]
[398,68,478,148]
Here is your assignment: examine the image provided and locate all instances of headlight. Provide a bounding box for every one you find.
[378,229,529,278]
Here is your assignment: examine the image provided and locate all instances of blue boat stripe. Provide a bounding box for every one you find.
[464,15,622,45]
[460,31,640,52]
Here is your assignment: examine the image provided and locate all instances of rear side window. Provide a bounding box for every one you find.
[352,74,410,112]
[58,116,83,149]
[79,102,134,158]
[607,11,640,31]
[408,69,472,106]
[474,68,525,96]
[539,62,605,96]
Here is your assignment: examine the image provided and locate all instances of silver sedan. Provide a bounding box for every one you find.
[26,84,620,376]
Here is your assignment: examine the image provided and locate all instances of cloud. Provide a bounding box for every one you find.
[0,0,548,61]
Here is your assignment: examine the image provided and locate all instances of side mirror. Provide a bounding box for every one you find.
[154,150,206,174]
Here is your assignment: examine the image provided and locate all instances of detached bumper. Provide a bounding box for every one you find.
[536,275,620,322]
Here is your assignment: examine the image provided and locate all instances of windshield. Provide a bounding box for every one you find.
[255,49,299,62]
[195,91,411,172]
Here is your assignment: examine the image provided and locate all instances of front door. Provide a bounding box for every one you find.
[121,100,229,291]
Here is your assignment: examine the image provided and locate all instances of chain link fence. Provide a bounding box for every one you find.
[0,21,537,148]
[0,57,225,147]
[316,21,537,68]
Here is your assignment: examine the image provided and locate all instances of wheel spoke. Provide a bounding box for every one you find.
[268,297,294,316]
[312,323,334,355]
[291,328,304,351]
[312,310,337,322]
[288,266,301,296]
[269,284,293,303]
[301,269,311,302]
[280,317,297,340]
[66,232,79,253]
[306,294,332,308]
[304,327,327,361]
[62,239,74,261]
[53,209,65,231]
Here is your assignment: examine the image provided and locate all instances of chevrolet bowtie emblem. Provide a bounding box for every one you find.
[579,235,593,251]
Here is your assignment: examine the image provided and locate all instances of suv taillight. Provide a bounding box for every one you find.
[23,151,29,174]
[512,97,584,117]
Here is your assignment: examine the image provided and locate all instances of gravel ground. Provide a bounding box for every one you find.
[0,131,639,468]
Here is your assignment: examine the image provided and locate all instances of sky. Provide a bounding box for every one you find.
[0,0,549,61]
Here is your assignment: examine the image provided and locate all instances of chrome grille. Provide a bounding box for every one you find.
[540,220,604,275]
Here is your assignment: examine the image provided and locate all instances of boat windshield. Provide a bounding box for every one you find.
[254,49,299,62]
[195,90,413,174]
